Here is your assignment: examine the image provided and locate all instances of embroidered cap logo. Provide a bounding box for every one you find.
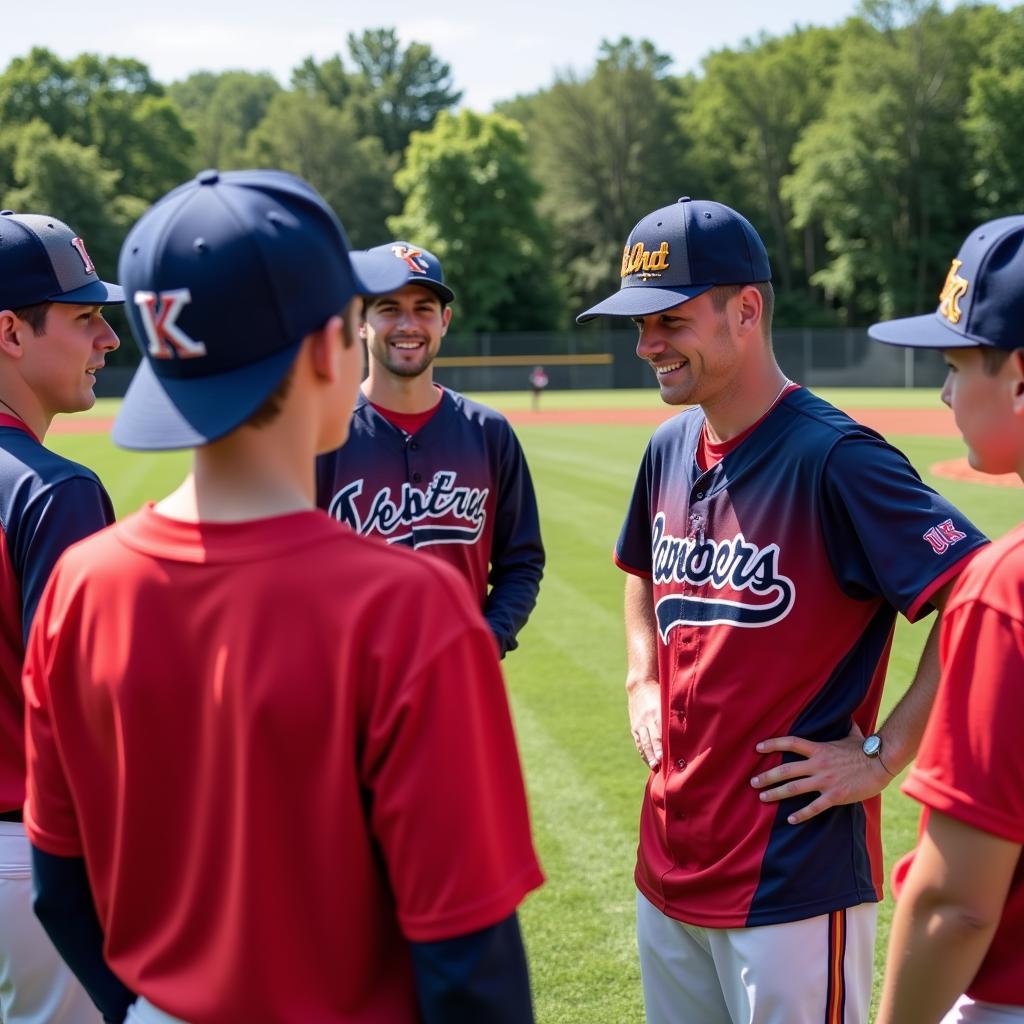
[621,241,670,280]
[70,237,95,275]
[938,258,969,325]
[134,289,208,359]
[391,245,430,275]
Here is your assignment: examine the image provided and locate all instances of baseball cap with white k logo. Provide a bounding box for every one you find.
[112,169,408,451]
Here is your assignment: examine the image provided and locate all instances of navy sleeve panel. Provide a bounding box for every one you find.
[616,443,655,575]
[31,847,137,1024]
[409,912,535,1024]
[15,476,115,643]
[482,419,544,658]
[819,434,988,620]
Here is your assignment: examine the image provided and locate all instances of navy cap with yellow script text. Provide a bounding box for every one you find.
[869,215,1024,351]
[576,197,772,322]
[112,169,409,451]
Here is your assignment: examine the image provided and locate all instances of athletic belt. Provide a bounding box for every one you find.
[0,809,23,822]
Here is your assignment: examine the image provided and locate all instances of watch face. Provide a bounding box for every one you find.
[863,735,882,757]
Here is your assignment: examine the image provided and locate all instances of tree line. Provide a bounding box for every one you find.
[3,0,1023,345]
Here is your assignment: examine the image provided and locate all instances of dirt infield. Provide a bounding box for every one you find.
[49,406,1020,487]
[504,406,961,437]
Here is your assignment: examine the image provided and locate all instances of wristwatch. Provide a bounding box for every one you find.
[862,734,883,759]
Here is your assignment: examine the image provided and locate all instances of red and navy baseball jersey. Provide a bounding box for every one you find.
[316,389,544,656]
[24,505,543,1023]
[898,523,1024,1006]
[616,387,987,928]
[0,414,114,814]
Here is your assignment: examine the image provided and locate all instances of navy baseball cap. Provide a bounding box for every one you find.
[869,216,1024,350]
[0,211,123,309]
[113,169,409,451]
[577,197,772,322]
[366,241,455,304]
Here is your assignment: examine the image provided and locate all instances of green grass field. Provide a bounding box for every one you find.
[50,389,1021,1023]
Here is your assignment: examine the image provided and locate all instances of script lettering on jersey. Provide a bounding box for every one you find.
[328,471,489,547]
[650,512,796,640]
[134,289,208,359]
[922,518,967,555]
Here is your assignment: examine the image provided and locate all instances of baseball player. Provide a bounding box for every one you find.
[528,365,548,411]
[22,170,543,1024]
[577,197,988,1023]
[315,241,544,657]
[0,211,121,1024]
[870,218,1024,1024]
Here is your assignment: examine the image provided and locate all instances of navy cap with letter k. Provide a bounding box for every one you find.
[112,169,408,451]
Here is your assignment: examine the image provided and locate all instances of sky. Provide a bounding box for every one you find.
[5,0,871,109]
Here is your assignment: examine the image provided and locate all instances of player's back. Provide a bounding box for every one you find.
[24,503,542,1024]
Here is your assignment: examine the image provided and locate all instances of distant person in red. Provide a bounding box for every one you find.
[529,365,548,411]
[871,218,1024,1024]
[22,170,543,1024]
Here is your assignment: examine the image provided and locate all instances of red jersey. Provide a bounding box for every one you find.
[899,522,1024,1006]
[24,505,543,1024]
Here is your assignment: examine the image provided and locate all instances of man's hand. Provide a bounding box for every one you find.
[628,678,662,771]
[750,722,893,824]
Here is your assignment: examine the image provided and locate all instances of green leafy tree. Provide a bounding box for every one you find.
[291,29,460,157]
[963,7,1024,216]
[501,38,695,316]
[390,110,562,332]
[245,91,396,247]
[784,1,984,321]
[169,70,281,171]
[0,49,194,201]
[684,27,841,312]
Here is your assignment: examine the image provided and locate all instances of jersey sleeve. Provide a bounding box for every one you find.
[14,476,114,643]
[23,570,83,856]
[819,434,987,620]
[482,423,545,657]
[902,599,1024,843]
[615,443,654,577]
[360,597,543,943]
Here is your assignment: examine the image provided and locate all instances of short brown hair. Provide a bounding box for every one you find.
[244,365,296,429]
[979,346,1016,376]
[708,282,775,335]
[11,302,51,336]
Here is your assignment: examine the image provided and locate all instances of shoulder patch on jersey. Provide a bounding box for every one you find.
[922,518,968,555]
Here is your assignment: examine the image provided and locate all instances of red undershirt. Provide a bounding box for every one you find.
[696,383,801,472]
[369,386,444,435]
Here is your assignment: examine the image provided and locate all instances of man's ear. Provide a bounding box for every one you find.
[0,311,27,359]
[308,315,345,381]
[734,286,764,339]
[440,305,453,337]
[1010,349,1024,415]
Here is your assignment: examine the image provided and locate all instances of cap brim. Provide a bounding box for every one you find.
[868,311,985,349]
[411,279,455,304]
[49,279,124,305]
[112,342,302,451]
[350,249,416,298]
[577,284,713,323]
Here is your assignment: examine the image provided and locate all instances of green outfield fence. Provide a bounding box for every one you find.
[94,327,948,397]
